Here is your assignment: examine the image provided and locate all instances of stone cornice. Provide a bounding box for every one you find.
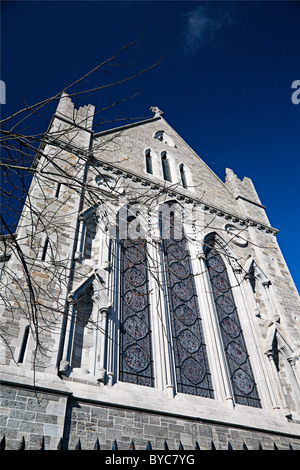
[37,136,278,237]
[93,157,279,236]
[93,116,161,138]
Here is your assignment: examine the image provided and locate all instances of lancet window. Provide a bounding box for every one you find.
[70,286,94,370]
[118,209,154,387]
[161,152,172,182]
[161,208,214,398]
[18,325,30,364]
[179,164,187,189]
[204,239,261,407]
[83,218,97,260]
[145,149,153,175]
[41,237,49,261]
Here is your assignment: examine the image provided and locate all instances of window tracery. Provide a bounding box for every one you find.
[119,211,154,387]
[204,240,261,407]
[161,209,214,398]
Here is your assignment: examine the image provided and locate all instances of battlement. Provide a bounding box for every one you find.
[225,168,264,207]
[56,92,95,130]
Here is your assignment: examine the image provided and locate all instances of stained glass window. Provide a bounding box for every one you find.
[119,228,154,387]
[161,210,214,398]
[205,241,261,407]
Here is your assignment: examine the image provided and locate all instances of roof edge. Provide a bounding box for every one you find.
[93,115,162,138]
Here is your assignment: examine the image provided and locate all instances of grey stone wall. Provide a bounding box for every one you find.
[1,97,300,451]
[2,383,300,450]
[0,384,68,450]
[62,399,300,451]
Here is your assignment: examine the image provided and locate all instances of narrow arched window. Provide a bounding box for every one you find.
[204,239,261,408]
[83,219,97,260]
[160,206,214,398]
[118,208,154,387]
[18,326,30,363]
[55,182,61,198]
[145,149,153,174]
[154,130,175,147]
[71,287,93,369]
[41,237,49,261]
[161,152,172,182]
[179,164,187,189]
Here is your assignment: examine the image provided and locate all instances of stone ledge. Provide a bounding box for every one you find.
[2,365,300,439]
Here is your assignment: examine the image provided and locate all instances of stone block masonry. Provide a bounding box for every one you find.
[1,97,300,451]
[61,398,300,451]
[2,383,300,450]
[0,384,68,450]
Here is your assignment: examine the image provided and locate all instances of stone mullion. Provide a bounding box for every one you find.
[146,227,169,393]
[106,238,120,387]
[242,273,281,410]
[196,250,234,407]
[157,237,176,398]
[59,297,77,375]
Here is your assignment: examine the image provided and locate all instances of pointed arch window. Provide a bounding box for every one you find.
[18,326,30,363]
[145,149,153,175]
[55,182,61,198]
[83,218,97,260]
[179,164,187,189]
[204,239,261,407]
[41,237,49,261]
[70,286,94,369]
[118,207,154,387]
[160,207,213,398]
[161,152,172,182]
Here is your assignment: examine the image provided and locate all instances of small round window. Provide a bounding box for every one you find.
[224,224,248,247]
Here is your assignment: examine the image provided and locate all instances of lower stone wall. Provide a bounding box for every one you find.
[1,384,300,450]
[0,384,68,450]
[63,399,300,451]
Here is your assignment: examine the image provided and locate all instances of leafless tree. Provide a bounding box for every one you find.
[0,33,257,379]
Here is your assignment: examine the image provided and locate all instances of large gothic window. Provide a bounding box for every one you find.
[161,208,214,398]
[204,239,261,407]
[118,209,154,387]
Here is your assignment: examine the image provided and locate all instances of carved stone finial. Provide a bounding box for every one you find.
[150,106,163,117]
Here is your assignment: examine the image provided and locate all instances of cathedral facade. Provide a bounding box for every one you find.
[1,94,300,450]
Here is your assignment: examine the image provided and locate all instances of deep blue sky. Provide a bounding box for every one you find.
[1,1,300,292]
